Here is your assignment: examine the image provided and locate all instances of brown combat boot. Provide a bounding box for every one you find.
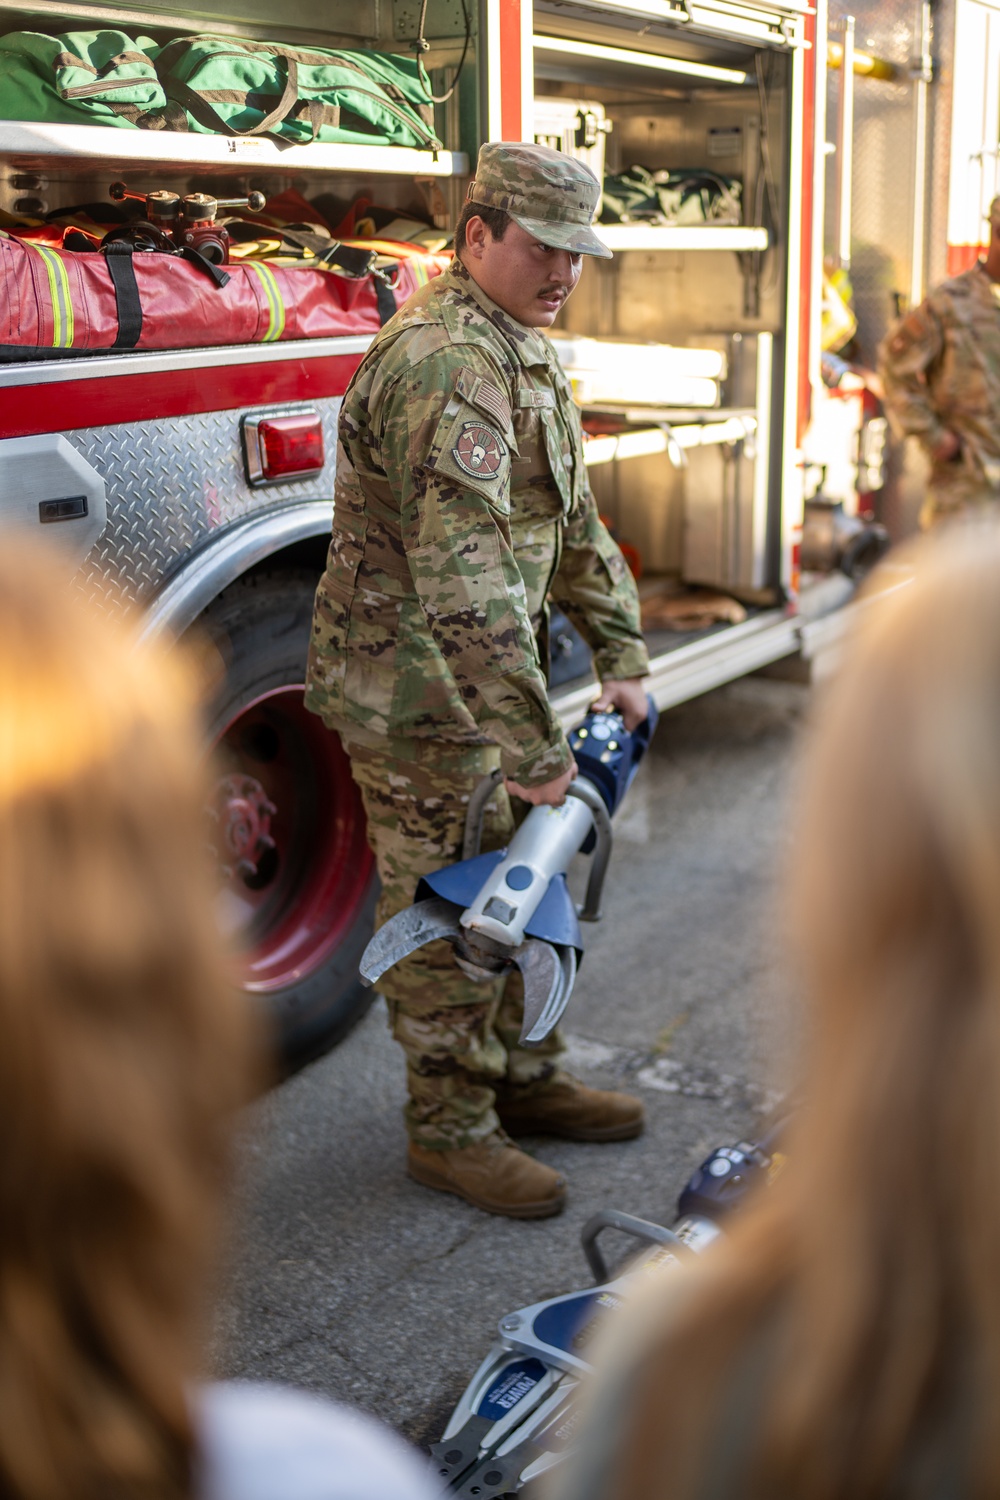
[407,1131,567,1219]
[496,1072,645,1142]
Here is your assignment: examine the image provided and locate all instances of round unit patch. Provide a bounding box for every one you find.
[452,421,506,479]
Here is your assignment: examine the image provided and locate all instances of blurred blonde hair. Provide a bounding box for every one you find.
[0,543,256,1500]
[615,522,1000,1500]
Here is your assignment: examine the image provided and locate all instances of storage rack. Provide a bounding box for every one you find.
[0,121,467,179]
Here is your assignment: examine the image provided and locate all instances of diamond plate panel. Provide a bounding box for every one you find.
[927,0,957,292]
[824,0,957,538]
[826,0,956,358]
[826,0,919,361]
[68,399,341,619]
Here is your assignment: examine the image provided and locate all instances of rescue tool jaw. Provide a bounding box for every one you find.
[359,701,658,1046]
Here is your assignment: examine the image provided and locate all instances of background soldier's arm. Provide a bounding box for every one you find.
[877,301,949,452]
[392,356,574,788]
[550,483,650,684]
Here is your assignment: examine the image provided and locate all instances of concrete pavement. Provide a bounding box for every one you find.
[214,675,808,1448]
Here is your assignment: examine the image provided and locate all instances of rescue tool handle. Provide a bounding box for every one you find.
[566,780,613,922]
[581,1209,689,1284]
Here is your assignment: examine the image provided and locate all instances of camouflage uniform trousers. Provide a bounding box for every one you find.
[336,725,564,1150]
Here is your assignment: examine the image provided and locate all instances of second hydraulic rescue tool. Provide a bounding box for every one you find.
[428,1118,788,1497]
[359,700,658,1046]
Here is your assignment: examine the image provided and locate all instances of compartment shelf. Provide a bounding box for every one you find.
[596,224,769,251]
[0,120,467,177]
[583,413,757,466]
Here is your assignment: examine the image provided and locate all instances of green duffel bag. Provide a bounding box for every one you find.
[151,35,442,148]
[0,29,180,130]
[602,165,742,226]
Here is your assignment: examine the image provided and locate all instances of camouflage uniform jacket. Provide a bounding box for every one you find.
[305,257,649,787]
[878,262,1000,506]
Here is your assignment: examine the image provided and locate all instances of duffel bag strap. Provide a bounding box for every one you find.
[274,229,385,282]
[137,99,190,132]
[310,237,399,324]
[153,39,301,137]
[99,240,229,353]
[177,245,231,287]
[373,273,396,325]
[301,98,327,141]
[100,241,143,349]
[284,231,373,274]
[272,231,398,323]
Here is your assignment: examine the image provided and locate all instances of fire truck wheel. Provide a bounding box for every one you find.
[196,568,377,1073]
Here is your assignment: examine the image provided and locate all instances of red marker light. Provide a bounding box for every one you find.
[243,409,325,485]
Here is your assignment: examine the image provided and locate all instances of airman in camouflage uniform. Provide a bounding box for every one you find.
[305,142,649,1218]
[879,196,1000,528]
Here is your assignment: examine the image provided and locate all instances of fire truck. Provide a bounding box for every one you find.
[0,0,978,1063]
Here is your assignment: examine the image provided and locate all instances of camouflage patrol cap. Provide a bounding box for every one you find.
[467,141,612,259]
[988,195,1000,227]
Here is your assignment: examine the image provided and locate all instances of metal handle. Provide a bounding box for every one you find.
[566,780,613,922]
[109,180,142,203]
[581,1209,688,1284]
[833,15,855,268]
[462,767,504,860]
[213,191,268,211]
[660,422,687,468]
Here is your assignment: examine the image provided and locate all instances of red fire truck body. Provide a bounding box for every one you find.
[0,0,881,1058]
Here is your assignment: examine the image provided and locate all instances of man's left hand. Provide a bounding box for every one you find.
[590,678,649,730]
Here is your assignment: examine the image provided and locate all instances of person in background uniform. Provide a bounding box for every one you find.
[0,542,440,1500]
[879,196,1000,528]
[305,141,650,1220]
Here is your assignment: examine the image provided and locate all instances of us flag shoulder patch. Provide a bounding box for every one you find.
[472,379,513,430]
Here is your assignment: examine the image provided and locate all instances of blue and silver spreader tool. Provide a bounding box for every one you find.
[359,700,658,1046]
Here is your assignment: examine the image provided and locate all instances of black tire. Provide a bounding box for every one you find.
[195,568,377,1072]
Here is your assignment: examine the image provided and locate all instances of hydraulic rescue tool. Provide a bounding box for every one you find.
[359,700,658,1046]
[430,1120,788,1498]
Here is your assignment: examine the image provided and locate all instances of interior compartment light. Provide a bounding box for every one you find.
[583,416,756,466]
[552,334,725,409]
[532,34,748,85]
[574,0,694,18]
[243,409,326,485]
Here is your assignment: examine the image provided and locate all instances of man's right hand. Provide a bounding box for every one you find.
[931,430,961,464]
[506,761,578,807]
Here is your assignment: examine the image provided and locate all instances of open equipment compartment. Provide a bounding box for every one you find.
[533,0,811,661]
[0,0,481,612]
[0,0,475,238]
[0,0,482,1066]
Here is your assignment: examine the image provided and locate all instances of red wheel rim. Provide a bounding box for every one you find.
[210,686,373,992]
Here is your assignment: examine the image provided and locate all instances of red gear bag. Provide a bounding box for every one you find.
[0,234,447,358]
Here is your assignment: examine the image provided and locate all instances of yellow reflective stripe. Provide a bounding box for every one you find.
[247,261,285,342]
[34,245,74,348]
[408,259,432,287]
